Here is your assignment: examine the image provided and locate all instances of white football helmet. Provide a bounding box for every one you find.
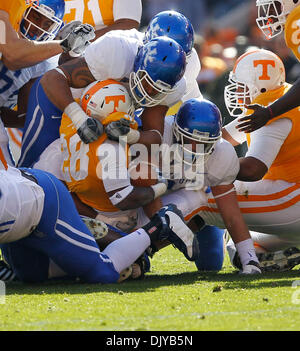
[224,49,285,118]
[80,80,134,121]
[256,0,300,39]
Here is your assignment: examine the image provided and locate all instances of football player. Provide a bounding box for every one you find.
[222,48,300,271]
[0,0,95,70]
[133,98,261,275]
[59,80,169,233]
[141,10,202,116]
[18,35,186,170]
[0,161,198,283]
[0,0,67,166]
[237,0,300,133]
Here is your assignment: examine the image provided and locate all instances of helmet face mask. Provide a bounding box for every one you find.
[20,0,64,41]
[256,0,299,39]
[224,71,258,118]
[129,69,175,108]
[224,49,286,118]
[129,37,186,108]
[173,123,219,165]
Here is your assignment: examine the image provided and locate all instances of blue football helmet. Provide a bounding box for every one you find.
[173,99,222,165]
[129,36,186,108]
[20,0,65,41]
[143,10,194,56]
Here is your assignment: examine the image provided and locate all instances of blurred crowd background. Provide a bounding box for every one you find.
[141,0,300,155]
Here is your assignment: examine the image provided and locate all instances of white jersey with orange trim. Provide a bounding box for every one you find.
[84,30,187,108]
[63,0,142,30]
[0,165,44,243]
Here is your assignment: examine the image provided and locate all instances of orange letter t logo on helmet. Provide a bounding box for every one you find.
[253,60,275,80]
[105,95,126,112]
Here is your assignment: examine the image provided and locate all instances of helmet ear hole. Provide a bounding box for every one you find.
[260,88,266,93]
[293,0,298,4]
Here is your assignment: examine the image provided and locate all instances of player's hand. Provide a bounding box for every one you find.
[56,20,82,40]
[236,104,271,133]
[77,118,104,144]
[239,260,262,275]
[105,118,131,141]
[60,23,95,55]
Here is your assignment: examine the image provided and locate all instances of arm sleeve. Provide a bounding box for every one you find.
[246,118,292,169]
[113,0,142,23]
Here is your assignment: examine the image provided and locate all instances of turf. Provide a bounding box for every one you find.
[0,246,300,331]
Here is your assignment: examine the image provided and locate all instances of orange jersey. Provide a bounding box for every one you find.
[284,5,300,62]
[63,0,114,30]
[60,111,134,212]
[0,0,28,32]
[246,83,300,183]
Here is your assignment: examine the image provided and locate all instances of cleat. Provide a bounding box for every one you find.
[258,247,300,272]
[81,216,108,240]
[156,204,200,261]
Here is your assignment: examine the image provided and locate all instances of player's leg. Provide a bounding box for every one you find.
[18,168,121,283]
[18,77,62,167]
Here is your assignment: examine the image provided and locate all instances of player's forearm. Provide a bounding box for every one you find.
[268,77,300,117]
[212,187,251,244]
[1,40,63,70]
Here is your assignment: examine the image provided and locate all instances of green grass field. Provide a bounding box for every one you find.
[0,246,300,331]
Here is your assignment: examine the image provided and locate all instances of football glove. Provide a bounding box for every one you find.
[60,23,95,55]
[105,118,131,141]
[239,260,262,275]
[56,20,82,40]
[77,118,104,144]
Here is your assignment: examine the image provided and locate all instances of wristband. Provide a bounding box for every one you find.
[64,102,88,129]
[151,182,167,199]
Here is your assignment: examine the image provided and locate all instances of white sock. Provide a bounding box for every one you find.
[236,239,259,266]
[102,229,150,273]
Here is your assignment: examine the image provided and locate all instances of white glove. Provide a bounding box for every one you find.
[239,260,262,275]
[60,23,95,55]
[56,20,82,40]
